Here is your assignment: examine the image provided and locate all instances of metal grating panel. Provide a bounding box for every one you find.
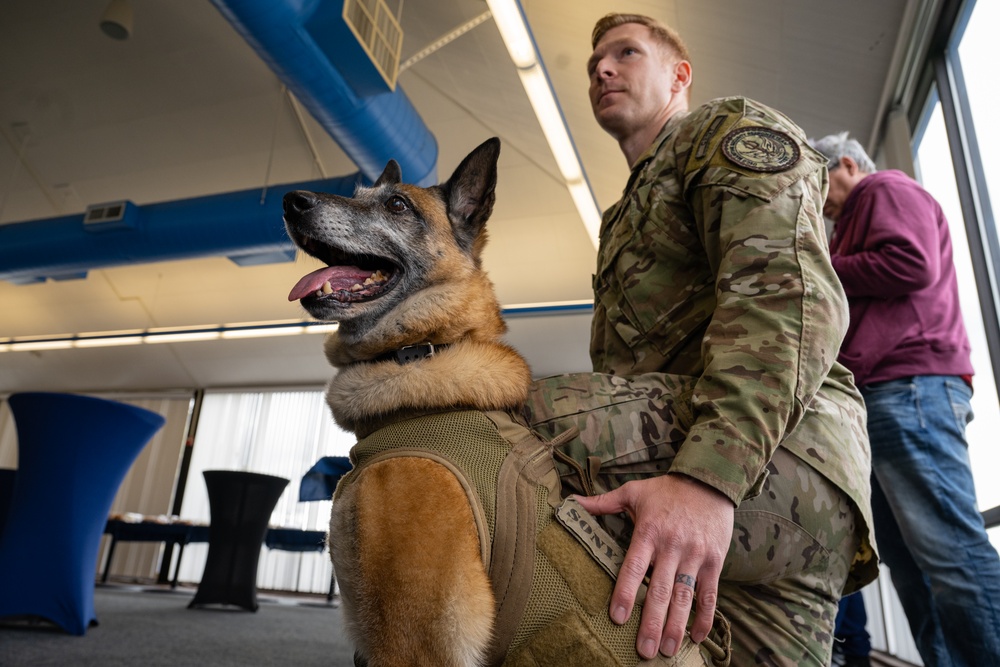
[343,0,402,89]
[85,202,127,225]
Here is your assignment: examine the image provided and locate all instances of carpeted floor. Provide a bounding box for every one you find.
[0,584,356,666]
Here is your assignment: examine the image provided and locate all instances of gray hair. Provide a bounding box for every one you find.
[808,131,877,173]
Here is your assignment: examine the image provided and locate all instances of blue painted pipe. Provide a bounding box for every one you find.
[0,174,362,285]
[210,0,438,187]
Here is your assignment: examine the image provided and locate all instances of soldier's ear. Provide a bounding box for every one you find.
[671,60,692,94]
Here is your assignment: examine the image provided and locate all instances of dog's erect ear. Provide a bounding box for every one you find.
[443,138,500,256]
[374,159,402,188]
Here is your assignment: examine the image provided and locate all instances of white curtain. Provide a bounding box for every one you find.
[97,393,193,580]
[0,400,16,469]
[175,389,355,594]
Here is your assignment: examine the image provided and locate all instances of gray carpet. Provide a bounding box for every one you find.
[0,584,356,666]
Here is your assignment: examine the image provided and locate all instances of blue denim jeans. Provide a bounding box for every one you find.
[834,591,871,658]
[863,375,1000,667]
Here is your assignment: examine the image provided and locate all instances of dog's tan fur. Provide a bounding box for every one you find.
[331,458,496,666]
[283,138,528,665]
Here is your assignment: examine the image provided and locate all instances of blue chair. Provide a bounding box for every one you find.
[299,455,352,502]
[298,456,351,602]
[0,392,165,635]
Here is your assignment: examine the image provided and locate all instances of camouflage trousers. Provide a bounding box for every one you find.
[524,372,862,667]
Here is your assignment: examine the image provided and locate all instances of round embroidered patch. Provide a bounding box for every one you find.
[721,126,801,172]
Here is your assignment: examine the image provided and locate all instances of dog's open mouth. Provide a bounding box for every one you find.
[288,236,400,304]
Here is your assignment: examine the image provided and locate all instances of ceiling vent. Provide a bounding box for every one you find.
[83,200,138,232]
[305,0,403,96]
[210,0,437,186]
[342,0,402,90]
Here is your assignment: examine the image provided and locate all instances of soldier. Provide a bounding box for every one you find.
[527,13,877,665]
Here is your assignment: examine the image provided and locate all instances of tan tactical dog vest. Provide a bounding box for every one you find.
[336,409,730,667]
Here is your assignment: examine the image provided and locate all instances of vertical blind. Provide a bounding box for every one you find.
[175,389,355,594]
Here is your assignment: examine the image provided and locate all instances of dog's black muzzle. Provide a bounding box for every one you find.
[283,190,319,225]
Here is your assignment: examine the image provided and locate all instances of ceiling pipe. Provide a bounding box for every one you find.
[0,174,361,285]
[210,0,438,187]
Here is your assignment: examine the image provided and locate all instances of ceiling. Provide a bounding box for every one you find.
[0,0,919,394]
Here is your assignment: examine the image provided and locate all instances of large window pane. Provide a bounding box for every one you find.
[958,0,1000,220]
[915,101,1000,527]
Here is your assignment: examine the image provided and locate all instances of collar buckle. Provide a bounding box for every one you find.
[388,343,446,365]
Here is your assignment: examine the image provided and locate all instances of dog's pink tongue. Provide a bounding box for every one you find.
[288,265,371,301]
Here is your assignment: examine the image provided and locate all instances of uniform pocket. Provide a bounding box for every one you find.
[593,236,713,360]
[721,509,830,585]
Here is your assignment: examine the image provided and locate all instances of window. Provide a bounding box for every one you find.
[912,0,1000,538]
[914,99,1000,525]
[175,390,355,594]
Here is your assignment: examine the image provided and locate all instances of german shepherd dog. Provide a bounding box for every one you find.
[282,139,726,667]
[284,138,529,666]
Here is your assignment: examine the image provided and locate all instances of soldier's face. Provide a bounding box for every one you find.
[587,24,686,140]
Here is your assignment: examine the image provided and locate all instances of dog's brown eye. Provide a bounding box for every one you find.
[386,196,408,213]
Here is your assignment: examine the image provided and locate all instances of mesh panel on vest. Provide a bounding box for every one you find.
[350,411,512,541]
[511,485,644,664]
[510,476,576,648]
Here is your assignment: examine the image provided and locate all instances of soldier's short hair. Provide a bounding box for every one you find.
[591,13,690,63]
[809,132,877,173]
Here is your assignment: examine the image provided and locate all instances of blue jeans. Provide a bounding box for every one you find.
[863,375,1000,667]
[835,592,871,658]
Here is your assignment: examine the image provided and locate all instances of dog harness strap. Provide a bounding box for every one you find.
[485,427,559,667]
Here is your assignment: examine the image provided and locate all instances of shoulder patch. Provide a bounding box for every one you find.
[721,126,800,172]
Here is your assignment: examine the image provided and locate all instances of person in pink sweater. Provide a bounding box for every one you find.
[811,131,1000,667]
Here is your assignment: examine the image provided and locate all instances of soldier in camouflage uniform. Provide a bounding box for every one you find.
[523,13,877,666]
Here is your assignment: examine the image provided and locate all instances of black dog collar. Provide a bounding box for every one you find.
[376,343,450,365]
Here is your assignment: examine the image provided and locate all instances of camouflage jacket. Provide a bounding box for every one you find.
[590,97,875,581]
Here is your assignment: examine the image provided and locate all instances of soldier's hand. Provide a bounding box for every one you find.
[573,474,734,660]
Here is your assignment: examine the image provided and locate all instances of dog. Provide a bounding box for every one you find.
[282,139,729,667]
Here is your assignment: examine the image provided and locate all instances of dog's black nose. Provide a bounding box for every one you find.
[283,190,319,216]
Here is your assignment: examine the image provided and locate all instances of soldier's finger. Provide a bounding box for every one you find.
[608,536,654,626]
[571,488,626,518]
[634,560,676,659]
[659,571,696,657]
[688,566,720,645]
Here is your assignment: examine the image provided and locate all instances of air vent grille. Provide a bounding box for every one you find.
[84,202,126,225]
[343,0,402,90]
[82,200,137,231]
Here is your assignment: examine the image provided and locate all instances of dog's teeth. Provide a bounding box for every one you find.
[322,282,333,295]
[363,276,374,286]
[351,283,363,292]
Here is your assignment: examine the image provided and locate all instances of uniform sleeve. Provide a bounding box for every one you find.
[832,180,940,297]
[667,104,849,504]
